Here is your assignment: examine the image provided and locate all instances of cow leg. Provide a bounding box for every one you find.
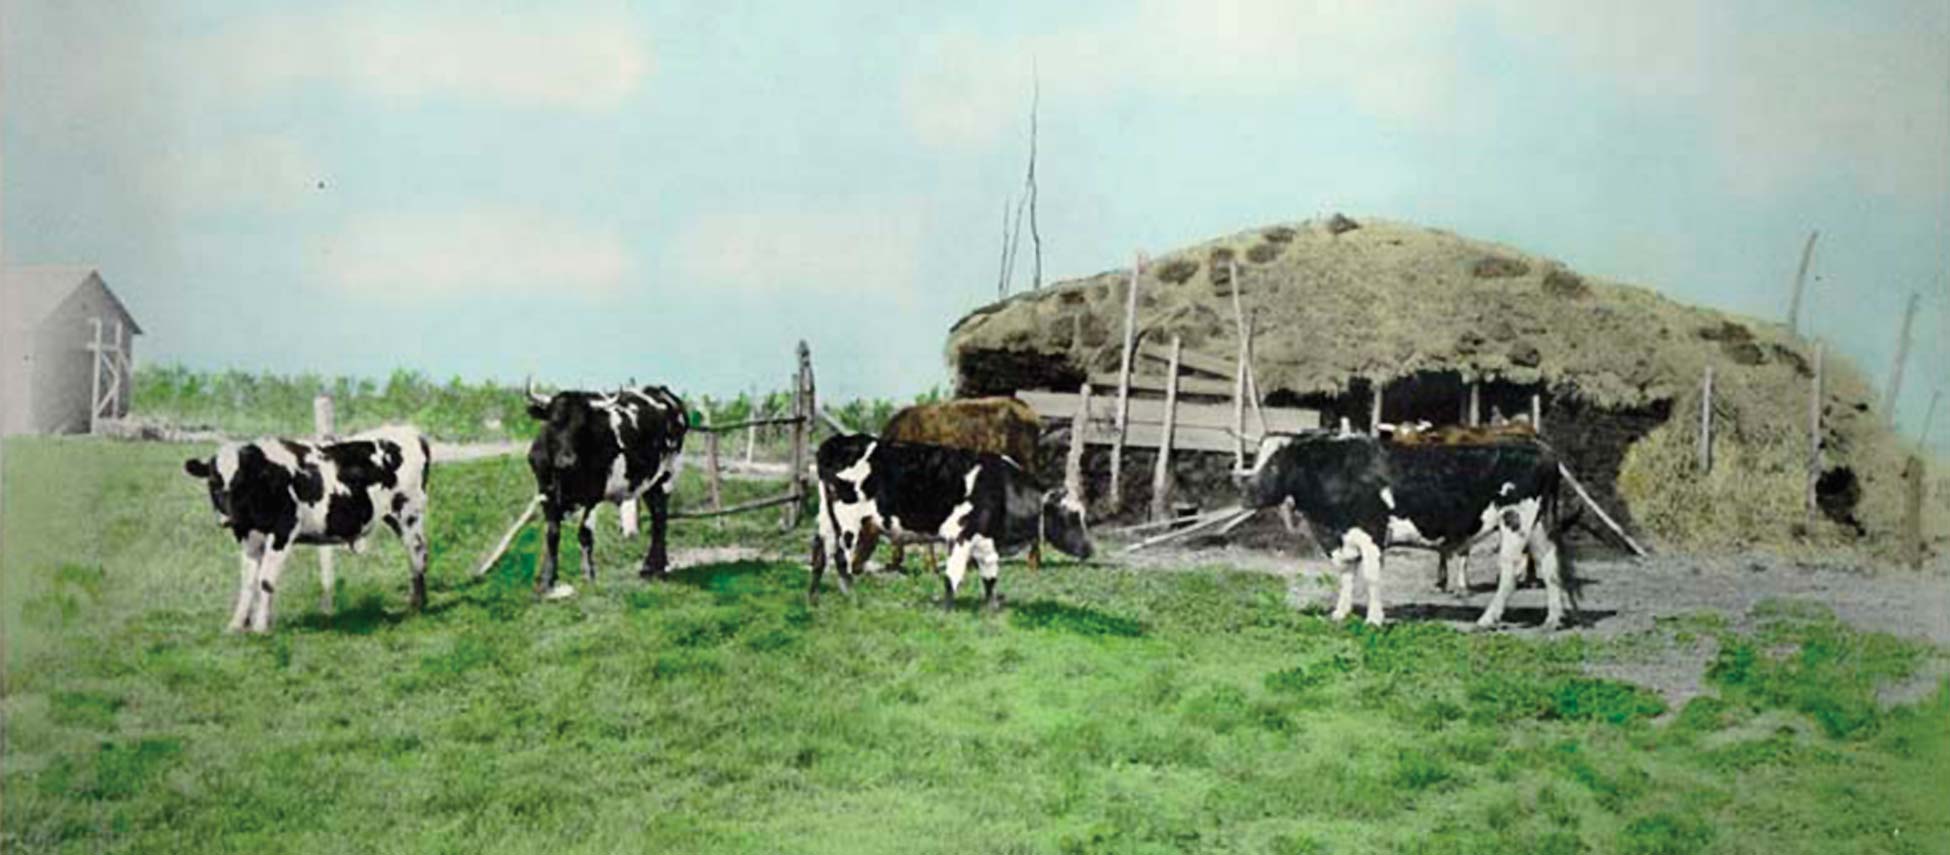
[229,534,265,632]
[538,505,563,594]
[249,542,294,633]
[808,532,828,605]
[639,487,671,579]
[1027,542,1041,574]
[924,545,938,575]
[851,523,880,576]
[402,504,430,612]
[832,527,856,599]
[578,506,599,584]
[973,536,1003,612]
[317,547,336,616]
[1477,514,1528,629]
[1328,547,1358,623]
[941,539,973,612]
[1454,550,1472,594]
[1434,550,1449,592]
[1529,523,1566,630]
[888,542,906,573]
[1356,533,1386,627]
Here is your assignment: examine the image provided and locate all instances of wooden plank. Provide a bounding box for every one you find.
[1138,341,1233,378]
[701,414,803,432]
[1151,336,1182,521]
[1017,391,1318,435]
[1559,464,1648,557]
[1089,372,1235,397]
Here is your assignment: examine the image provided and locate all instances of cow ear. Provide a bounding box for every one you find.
[525,402,550,420]
[184,458,211,478]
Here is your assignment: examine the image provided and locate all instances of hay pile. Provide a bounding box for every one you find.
[947,216,1945,561]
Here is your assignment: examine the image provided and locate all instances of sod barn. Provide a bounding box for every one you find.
[948,217,1945,559]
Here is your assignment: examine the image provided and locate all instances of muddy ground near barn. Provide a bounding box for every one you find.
[1112,537,1950,711]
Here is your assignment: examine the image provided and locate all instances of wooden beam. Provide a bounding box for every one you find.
[1150,336,1182,522]
[676,492,799,520]
[1124,505,1253,552]
[1230,259,1249,470]
[1088,372,1236,397]
[1467,382,1481,427]
[706,417,724,528]
[1065,382,1089,502]
[1138,341,1234,379]
[1369,384,1383,434]
[89,318,103,434]
[1531,394,1543,433]
[475,495,542,576]
[703,414,805,433]
[1016,390,1318,435]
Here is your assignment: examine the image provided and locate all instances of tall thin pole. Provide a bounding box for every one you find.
[1787,230,1819,336]
[1230,259,1250,469]
[1151,336,1183,522]
[1109,252,1144,512]
[1808,342,1825,517]
[1883,292,1919,426]
[1698,366,1714,472]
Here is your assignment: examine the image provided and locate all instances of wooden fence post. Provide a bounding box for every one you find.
[1807,341,1824,518]
[88,318,103,433]
[1109,252,1144,512]
[1883,292,1918,426]
[1370,384,1384,433]
[1066,383,1090,502]
[1698,366,1713,472]
[313,394,336,439]
[1531,393,1543,433]
[1787,230,1818,337]
[705,413,724,529]
[1151,336,1183,522]
[1902,455,1925,570]
[783,342,812,531]
[1467,382,1481,427]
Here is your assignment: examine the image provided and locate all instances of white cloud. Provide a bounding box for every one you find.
[185,2,651,111]
[324,209,632,299]
[669,201,927,296]
[151,134,326,214]
[902,0,1469,150]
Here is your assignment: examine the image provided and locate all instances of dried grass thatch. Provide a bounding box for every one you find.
[947,216,1946,562]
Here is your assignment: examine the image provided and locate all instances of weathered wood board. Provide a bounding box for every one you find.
[1017,389,1318,453]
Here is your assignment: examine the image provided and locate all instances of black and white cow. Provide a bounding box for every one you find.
[524,381,687,595]
[1244,430,1572,630]
[810,434,1092,610]
[182,425,431,633]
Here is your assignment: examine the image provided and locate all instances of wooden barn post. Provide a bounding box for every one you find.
[88,318,104,433]
[1883,291,1919,426]
[1467,382,1482,427]
[1902,455,1925,569]
[1109,252,1144,512]
[1531,393,1543,433]
[1807,341,1825,518]
[1369,383,1384,433]
[1150,336,1183,522]
[1698,366,1713,472]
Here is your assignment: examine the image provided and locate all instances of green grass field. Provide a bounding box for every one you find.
[3,438,1947,854]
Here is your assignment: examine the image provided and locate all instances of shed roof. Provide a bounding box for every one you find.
[2,266,143,335]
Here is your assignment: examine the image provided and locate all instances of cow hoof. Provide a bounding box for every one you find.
[1542,617,1564,632]
[1364,616,1386,629]
[1329,608,1352,623]
[543,583,578,601]
[225,622,246,634]
[1474,616,1499,631]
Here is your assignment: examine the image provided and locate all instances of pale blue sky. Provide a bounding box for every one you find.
[4,1,1947,444]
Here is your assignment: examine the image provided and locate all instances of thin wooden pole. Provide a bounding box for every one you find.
[783,342,812,531]
[1883,292,1919,426]
[1468,382,1481,427]
[1558,464,1648,557]
[1124,505,1253,553]
[475,496,543,576]
[1698,366,1713,472]
[313,394,336,439]
[1109,252,1144,512]
[1531,393,1543,433]
[88,318,103,433]
[1151,336,1183,522]
[1901,455,1925,570]
[1065,382,1090,501]
[1920,387,1943,445]
[1808,341,1825,518]
[313,393,336,613]
[1370,383,1384,433]
[706,415,724,529]
[744,391,759,465]
[1230,260,1249,469]
[1787,230,1819,337]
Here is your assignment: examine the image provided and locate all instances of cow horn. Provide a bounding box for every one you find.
[525,376,549,408]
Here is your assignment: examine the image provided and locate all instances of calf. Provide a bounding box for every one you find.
[182,425,431,633]
[525,381,687,594]
[862,396,1044,573]
[810,435,1091,610]
[1244,431,1571,629]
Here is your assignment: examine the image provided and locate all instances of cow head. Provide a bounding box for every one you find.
[183,449,236,527]
[524,379,592,470]
[1039,487,1093,560]
[1236,433,1297,507]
